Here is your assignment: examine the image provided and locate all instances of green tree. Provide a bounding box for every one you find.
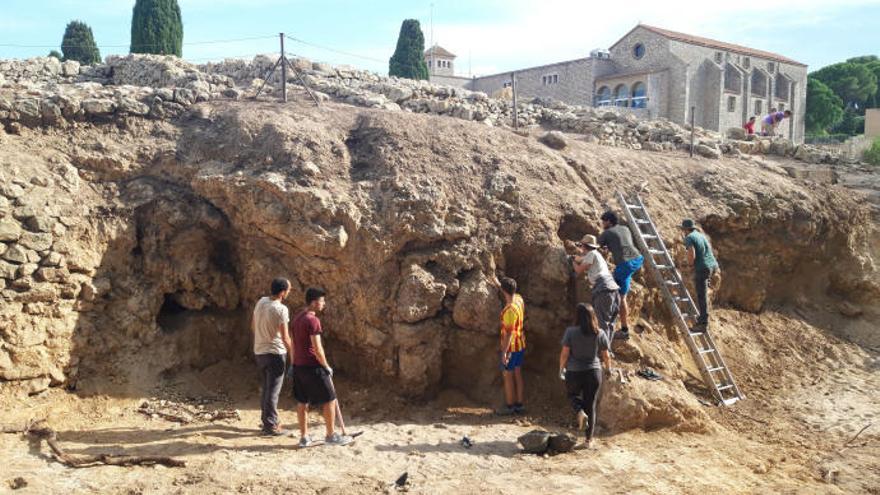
[47,50,63,60]
[846,55,878,65]
[831,108,865,136]
[864,137,880,166]
[389,19,429,80]
[130,0,183,57]
[60,20,101,65]
[805,78,844,134]
[810,62,877,110]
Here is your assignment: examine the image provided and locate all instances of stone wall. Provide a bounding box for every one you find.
[470,58,605,107]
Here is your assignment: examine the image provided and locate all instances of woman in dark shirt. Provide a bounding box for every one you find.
[559,303,611,447]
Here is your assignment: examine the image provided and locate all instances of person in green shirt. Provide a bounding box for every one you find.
[681,219,720,332]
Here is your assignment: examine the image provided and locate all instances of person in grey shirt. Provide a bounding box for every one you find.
[598,211,644,341]
[252,277,292,435]
[559,303,611,447]
[571,234,621,343]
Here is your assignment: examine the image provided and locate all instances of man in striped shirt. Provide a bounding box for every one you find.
[494,276,525,415]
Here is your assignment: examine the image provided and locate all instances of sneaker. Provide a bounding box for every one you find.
[576,410,588,431]
[326,432,354,446]
[496,405,516,416]
[513,403,526,415]
[261,427,286,437]
[298,435,314,447]
[613,330,630,341]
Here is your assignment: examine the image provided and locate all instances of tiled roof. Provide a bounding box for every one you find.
[424,45,456,58]
[614,24,807,67]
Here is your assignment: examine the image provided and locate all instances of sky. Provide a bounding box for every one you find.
[1,0,879,75]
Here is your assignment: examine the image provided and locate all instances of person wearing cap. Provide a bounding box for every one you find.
[571,234,621,343]
[680,219,720,332]
[598,211,643,341]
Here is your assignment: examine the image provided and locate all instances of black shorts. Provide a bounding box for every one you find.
[292,366,336,406]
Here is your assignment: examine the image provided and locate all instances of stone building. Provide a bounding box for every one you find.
[424,45,473,88]
[428,24,808,142]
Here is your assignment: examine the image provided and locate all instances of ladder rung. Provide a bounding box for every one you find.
[707,367,724,373]
[665,280,680,286]
[626,204,643,209]
[675,297,689,302]
[655,264,672,269]
[636,219,650,225]
[648,249,665,255]
[699,348,715,354]
[643,235,658,239]
[716,384,734,391]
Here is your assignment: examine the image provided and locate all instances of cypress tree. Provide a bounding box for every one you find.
[60,21,101,65]
[130,0,183,57]
[389,19,429,80]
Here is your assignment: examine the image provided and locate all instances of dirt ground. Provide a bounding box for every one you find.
[2,309,877,495]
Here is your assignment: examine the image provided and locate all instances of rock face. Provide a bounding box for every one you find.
[0,90,876,434]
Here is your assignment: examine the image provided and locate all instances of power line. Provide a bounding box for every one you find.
[0,35,276,50]
[285,35,384,64]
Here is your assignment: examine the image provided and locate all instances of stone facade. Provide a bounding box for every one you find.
[431,24,808,142]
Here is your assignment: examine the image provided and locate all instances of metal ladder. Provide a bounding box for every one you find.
[617,192,743,406]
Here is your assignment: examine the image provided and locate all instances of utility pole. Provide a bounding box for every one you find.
[253,33,320,106]
[280,33,288,103]
[511,72,518,129]
[429,3,434,77]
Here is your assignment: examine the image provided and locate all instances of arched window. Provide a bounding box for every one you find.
[774,76,790,100]
[614,84,630,107]
[724,63,742,93]
[750,70,767,97]
[631,82,647,108]
[596,86,611,106]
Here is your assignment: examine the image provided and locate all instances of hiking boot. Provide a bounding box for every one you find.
[326,432,354,446]
[496,405,516,416]
[613,329,630,341]
[261,427,286,437]
[691,323,708,334]
[576,410,588,431]
[298,435,315,447]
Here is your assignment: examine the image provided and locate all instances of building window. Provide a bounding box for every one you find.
[774,77,789,100]
[750,70,767,97]
[743,57,751,69]
[631,82,647,108]
[503,82,512,88]
[767,62,775,73]
[778,103,785,111]
[755,100,762,116]
[633,43,645,59]
[724,63,742,93]
[614,84,630,107]
[596,86,612,106]
[715,52,723,64]
[542,74,559,85]
[727,96,736,112]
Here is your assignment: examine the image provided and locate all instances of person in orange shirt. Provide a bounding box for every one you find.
[493,276,525,415]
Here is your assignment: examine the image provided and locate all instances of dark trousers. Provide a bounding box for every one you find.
[565,368,603,439]
[255,353,286,431]
[694,267,715,325]
[592,289,620,342]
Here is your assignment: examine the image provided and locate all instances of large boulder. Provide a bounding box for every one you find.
[452,271,501,334]
[518,430,551,454]
[726,127,747,140]
[539,130,568,150]
[395,264,446,323]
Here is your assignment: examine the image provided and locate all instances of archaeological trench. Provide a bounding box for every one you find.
[0,56,878,437]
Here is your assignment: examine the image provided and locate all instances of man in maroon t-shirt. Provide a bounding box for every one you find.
[290,288,352,447]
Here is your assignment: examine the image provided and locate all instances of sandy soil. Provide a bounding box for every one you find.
[2,310,877,495]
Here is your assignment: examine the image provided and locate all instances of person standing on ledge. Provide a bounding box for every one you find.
[681,219,720,333]
[559,303,611,448]
[598,211,643,341]
[761,109,791,136]
[491,276,526,415]
[252,277,292,436]
[290,288,353,447]
[571,234,620,344]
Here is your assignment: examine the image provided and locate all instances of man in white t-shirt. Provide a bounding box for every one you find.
[252,277,292,435]
[571,234,621,342]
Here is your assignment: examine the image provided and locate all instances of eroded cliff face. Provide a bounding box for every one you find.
[0,100,876,432]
